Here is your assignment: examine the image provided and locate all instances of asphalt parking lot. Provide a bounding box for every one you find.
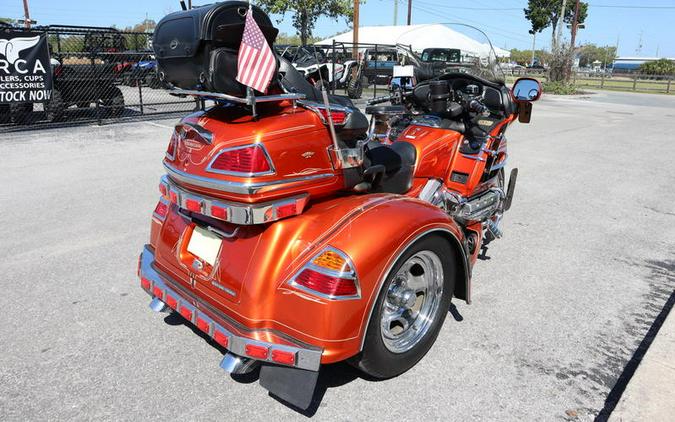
[1,90,674,421]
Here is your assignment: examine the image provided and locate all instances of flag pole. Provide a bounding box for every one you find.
[244,2,257,119]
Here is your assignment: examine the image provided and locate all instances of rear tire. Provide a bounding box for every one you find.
[45,89,65,122]
[351,234,456,379]
[347,77,363,99]
[103,86,125,116]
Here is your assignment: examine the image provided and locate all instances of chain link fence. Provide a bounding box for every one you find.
[1,25,204,131]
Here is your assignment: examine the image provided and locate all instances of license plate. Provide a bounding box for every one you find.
[187,226,222,267]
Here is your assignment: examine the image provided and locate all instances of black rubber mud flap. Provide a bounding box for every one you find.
[259,364,319,410]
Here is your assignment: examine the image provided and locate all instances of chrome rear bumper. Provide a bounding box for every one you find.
[138,245,322,371]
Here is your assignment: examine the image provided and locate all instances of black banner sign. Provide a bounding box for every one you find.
[0,31,53,103]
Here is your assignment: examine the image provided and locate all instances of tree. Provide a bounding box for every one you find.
[639,59,675,76]
[577,44,616,68]
[510,48,552,66]
[524,0,588,50]
[256,0,355,45]
[0,17,16,25]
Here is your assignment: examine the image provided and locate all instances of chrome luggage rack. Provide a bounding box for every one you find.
[168,88,305,105]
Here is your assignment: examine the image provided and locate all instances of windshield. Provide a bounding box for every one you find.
[400,23,505,83]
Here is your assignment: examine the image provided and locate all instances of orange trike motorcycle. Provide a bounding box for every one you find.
[138,2,541,409]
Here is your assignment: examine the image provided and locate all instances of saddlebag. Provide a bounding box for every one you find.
[153,1,279,95]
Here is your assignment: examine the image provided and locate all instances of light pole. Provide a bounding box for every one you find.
[407,0,412,25]
[22,0,32,29]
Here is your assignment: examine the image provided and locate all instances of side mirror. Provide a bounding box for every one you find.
[512,78,542,102]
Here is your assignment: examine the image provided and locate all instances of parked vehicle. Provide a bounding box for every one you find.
[138,6,540,410]
[44,61,125,121]
[275,45,358,91]
[122,59,163,88]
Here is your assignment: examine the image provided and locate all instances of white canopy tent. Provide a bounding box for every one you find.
[317,24,509,58]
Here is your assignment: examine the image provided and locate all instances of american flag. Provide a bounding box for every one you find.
[236,7,276,93]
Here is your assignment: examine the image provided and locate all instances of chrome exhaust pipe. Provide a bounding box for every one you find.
[149,297,170,313]
[220,352,260,375]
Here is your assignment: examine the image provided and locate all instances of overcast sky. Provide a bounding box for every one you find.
[3,0,675,57]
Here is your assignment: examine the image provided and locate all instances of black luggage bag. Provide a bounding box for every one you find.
[153,1,279,96]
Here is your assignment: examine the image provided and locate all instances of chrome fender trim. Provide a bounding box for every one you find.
[164,162,334,195]
[358,228,471,352]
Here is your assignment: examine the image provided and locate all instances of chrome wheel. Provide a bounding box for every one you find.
[380,250,444,354]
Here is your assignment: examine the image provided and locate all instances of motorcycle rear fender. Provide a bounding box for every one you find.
[283,194,470,360]
[148,194,469,363]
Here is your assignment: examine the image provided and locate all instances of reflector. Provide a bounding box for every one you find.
[211,205,229,220]
[153,201,169,219]
[185,198,202,212]
[245,344,269,359]
[140,277,151,290]
[179,306,193,321]
[271,349,296,365]
[166,295,178,309]
[152,286,164,300]
[213,330,229,348]
[196,317,210,333]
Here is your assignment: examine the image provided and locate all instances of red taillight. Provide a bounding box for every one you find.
[294,268,358,297]
[141,277,151,290]
[196,317,210,333]
[271,349,296,365]
[185,198,202,212]
[245,344,269,359]
[159,182,168,197]
[153,201,169,219]
[275,202,297,219]
[213,330,229,348]
[179,306,193,321]
[152,286,164,300]
[208,145,272,175]
[166,295,177,309]
[317,108,347,125]
[211,205,229,220]
[169,191,178,204]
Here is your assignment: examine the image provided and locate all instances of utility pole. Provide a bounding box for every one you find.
[569,0,581,51]
[22,0,32,29]
[530,31,536,66]
[188,0,192,9]
[555,0,568,52]
[407,0,412,25]
[393,0,398,25]
[353,0,359,61]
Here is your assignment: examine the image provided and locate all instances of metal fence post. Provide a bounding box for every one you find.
[667,78,672,94]
[138,80,144,115]
[600,73,605,88]
[633,74,638,91]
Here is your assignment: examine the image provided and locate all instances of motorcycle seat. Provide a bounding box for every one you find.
[278,58,369,141]
[365,141,417,194]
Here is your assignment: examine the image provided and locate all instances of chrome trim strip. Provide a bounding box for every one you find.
[164,162,334,195]
[139,246,322,371]
[358,228,471,352]
[205,143,276,177]
[181,122,213,145]
[162,175,309,226]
